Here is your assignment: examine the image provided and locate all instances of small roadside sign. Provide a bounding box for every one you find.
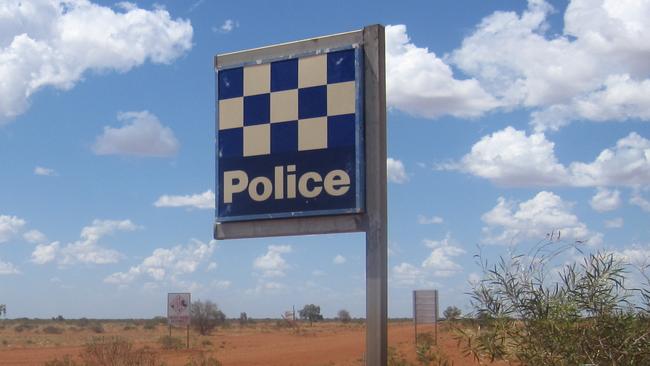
[167,293,191,327]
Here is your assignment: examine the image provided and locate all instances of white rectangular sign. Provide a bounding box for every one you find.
[167,293,191,327]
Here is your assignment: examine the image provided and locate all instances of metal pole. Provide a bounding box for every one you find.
[187,325,190,349]
[363,24,387,366]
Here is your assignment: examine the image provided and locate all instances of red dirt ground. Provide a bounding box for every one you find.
[0,321,507,365]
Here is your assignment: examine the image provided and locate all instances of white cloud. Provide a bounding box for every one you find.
[590,187,621,212]
[450,0,650,131]
[0,0,192,124]
[386,24,499,119]
[154,190,214,209]
[92,111,179,157]
[387,158,409,184]
[207,262,217,271]
[611,245,650,268]
[481,191,602,245]
[0,258,19,275]
[333,254,346,265]
[105,239,217,285]
[253,245,292,278]
[218,19,239,33]
[30,219,137,266]
[0,215,26,243]
[604,217,624,229]
[23,229,47,244]
[212,280,231,289]
[631,190,650,212]
[418,215,444,225]
[31,241,60,264]
[33,166,56,176]
[421,233,466,277]
[448,127,650,188]
[391,262,425,287]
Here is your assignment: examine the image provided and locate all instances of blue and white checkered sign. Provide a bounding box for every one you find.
[216,47,364,222]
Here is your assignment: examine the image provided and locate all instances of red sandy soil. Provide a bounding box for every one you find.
[0,321,507,365]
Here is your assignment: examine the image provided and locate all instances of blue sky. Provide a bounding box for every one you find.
[1,0,649,319]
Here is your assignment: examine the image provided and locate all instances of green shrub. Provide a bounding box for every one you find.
[458,239,650,366]
[81,337,159,366]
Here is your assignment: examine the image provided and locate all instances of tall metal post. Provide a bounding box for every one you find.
[363,24,387,366]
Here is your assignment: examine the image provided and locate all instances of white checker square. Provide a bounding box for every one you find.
[270,89,298,123]
[298,54,327,88]
[218,97,243,130]
[298,117,327,151]
[243,124,270,157]
[327,81,356,116]
[244,63,270,96]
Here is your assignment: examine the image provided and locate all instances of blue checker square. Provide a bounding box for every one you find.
[327,49,355,84]
[244,94,270,126]
[271,59,298,92]
[271,121,298,154]
[327,114,355,148]
[218,67,243,100]
[218,128,243,158]
[298,85,327,119]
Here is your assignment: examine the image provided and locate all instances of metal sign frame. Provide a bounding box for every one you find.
[214,25,387,365]
[413,290,439,344]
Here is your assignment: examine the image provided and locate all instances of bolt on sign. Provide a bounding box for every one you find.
[214,25,387,365]
[167,293,191,327]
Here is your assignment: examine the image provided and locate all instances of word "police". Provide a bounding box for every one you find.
[224,165,350,203]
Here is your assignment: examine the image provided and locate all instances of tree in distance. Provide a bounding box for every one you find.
[190,300,226,335]
[0,304,5,318]
[443,306,461,320]
[239,312,248,327]
[299,304,323,326]
[337,309,351,323]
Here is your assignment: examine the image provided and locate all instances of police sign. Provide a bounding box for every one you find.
[216,46,364,222]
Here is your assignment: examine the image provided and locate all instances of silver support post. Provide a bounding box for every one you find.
[363,24,387,366]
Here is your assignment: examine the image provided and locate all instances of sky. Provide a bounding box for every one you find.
[1,0,649,319]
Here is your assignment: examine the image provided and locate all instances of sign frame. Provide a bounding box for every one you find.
[413,289,439,344]
[214,25,387,365]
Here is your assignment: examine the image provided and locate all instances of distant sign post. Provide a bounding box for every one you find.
[413,290,439,344]
[214,25,387,365]
[167,293,191,349]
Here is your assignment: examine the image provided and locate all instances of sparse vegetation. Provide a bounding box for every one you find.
[43,325,65,334]
[159,335,184,350]
[337,309,351,323]
[239,312,248,327]
[191,300,226,335]
[457,238,650,366]
[184,353,222,366]
[0,304,6,318]
[82,337,159,366]
[299,304,323,326]
[442,306,461,321]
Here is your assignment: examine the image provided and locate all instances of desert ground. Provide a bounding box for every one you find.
[0,319,507,365]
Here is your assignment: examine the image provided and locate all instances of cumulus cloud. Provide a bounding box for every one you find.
[386,24,499,119]
[450,0,650,131]
[590,187,621,212]
[447,127,650,188]
[417,215,444,225]
[154,190,214,209]
[0,215,26,243]
[387,158,409,184]
[0,0,192,124]
[333,254,346,265]
[253,245,291,278]
[421,233,466,277]
[92,111,180,157]
[218,19,239,33]
[34,166,56,176]
[630,190,650,212]
[30,219,137,265]
[481,191,602,245]
[104,239,217,285]
[0,258,19,275]
[23,229,47,244]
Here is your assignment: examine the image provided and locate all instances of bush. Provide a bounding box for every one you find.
[143,321,157,330]
[82,337,159,366]
[43,355,79,366]
[442,306,461,321]
[191,300,226,335]
[299,304,323,326]
[458,239,650,366]
[159,335,184,350]
[43,326,65,334]
[239,312,248,327]
[89,323,104,334]
[184,353,222,366]
[337,309,352,323]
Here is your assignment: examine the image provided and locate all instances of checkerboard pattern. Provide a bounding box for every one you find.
[218,49,357,158]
